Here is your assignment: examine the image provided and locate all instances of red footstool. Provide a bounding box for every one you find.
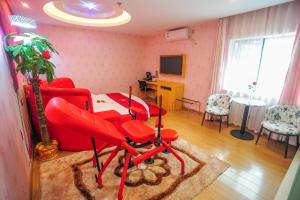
[161,129,178,143]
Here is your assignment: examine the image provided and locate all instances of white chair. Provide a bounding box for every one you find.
[256,105,300,158]
[201,94,231,132]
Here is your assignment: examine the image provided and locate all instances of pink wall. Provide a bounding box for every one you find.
[144,20,219,111]
[0,1,31,199]
[0,29,31,200]
[36,24,146,94]
[37,20,219,111]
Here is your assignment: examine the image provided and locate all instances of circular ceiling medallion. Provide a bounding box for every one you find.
[43,0,131,27]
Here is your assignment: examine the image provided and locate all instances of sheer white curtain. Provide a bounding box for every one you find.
[225,34,295,130]
[211,1,300,136]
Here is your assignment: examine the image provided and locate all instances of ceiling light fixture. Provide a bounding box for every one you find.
[9,15,37,29]
[80,1,98,10]
[21,1,29,8]
[43,1,131,27]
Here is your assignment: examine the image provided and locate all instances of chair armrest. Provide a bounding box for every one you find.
[41,87,94,112]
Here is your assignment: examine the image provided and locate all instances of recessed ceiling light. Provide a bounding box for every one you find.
[21,1,29,8]
[43,1,131,27]
[80,1,98,10]
[9,15,37,29]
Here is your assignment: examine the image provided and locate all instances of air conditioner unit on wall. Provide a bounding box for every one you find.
[165,27,192,41]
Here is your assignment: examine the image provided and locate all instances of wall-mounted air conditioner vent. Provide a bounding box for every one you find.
[165,27,192,41]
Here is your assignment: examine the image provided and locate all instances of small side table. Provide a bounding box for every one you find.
[231,97,266,140]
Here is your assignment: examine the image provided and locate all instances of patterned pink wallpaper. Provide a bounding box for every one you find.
[144,20,219,111]
[36,24,146,94]
[37,20,219,111]
[0,31,31,200]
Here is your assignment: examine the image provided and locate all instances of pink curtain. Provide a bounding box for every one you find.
[280,23,300,106]
[210,18,229,94]
[209,1,300,145]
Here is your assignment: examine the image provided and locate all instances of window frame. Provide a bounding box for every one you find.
[222,33,295,98]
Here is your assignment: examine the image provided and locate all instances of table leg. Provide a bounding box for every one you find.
[240,105,249,134]
[230,105,254,140]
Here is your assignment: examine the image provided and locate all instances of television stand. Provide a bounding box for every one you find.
[145,80,184,111]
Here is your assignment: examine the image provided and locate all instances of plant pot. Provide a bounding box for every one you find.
[35,140,58,161]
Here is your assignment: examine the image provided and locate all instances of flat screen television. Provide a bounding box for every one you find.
[160,55,186,76]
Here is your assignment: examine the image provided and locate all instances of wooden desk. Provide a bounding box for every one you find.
[145,81,158,90]
[146,80,184,111]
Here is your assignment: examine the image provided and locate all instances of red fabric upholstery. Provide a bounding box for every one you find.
[107,93,148,120]
[45,98,184,200]
[45,98,136,153]
[41,87,93,112]
[94,110,121,121]
[95,110,123,132]
[129,106,145,115]
[161,129,178,142]
[27,78,79,141]
[27,77,123,150]
[147,103,167,117]
[41,77,75,88]
[121,120,155,143]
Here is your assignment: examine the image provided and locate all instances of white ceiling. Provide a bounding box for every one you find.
[8,0,292,36]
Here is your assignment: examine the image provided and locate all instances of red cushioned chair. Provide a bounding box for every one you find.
[27,77,122,150]
[45,97,184,200]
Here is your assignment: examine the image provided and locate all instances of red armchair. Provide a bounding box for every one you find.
[27,77,122,150]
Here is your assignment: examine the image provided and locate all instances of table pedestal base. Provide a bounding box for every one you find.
[231,130,254,140]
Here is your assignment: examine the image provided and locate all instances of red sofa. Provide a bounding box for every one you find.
[27,77,123,150]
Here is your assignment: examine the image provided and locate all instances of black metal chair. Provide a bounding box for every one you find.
[138,80,155,101]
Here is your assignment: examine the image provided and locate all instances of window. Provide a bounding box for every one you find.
[223,35,295,100]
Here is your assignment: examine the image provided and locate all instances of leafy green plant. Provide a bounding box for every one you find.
[4,32,58,146]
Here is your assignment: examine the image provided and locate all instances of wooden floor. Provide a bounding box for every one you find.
[31,111,298,200]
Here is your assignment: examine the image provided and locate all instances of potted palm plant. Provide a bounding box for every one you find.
[4,32,59,160]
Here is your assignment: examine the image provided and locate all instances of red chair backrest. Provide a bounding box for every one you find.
[26,77,93,140]
[40,87,94,112]
[41,77,75,88]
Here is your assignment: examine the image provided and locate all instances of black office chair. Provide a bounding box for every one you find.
[138,80,155,101]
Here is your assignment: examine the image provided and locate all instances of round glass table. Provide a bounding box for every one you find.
[231,97,266,140]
